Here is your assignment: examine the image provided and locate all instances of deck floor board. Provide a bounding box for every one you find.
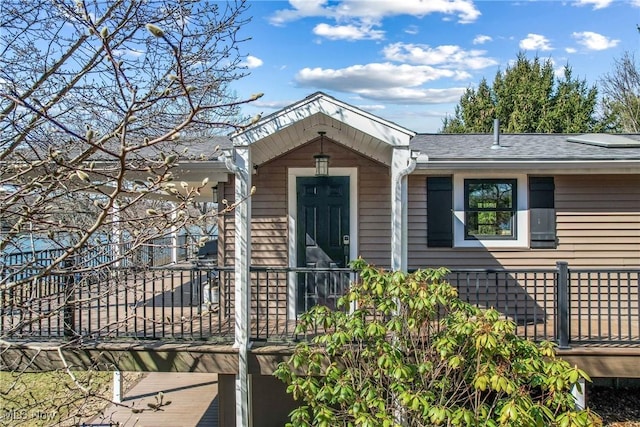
[88,372,219,427]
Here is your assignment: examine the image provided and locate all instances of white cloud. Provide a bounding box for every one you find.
[269,0,327,26]
[574,0,613,9]
[313,22,384,40]
[332,0,481,24]
[565,47,577,54]
[295,62,470,94]
[269,0,481,26]
[383,43,498,70]
[355,87,467,104]
[252,99,293,110]
[243,55,263,69]
[472,34,492,45]
[554,66,567,79]
[113,48,144,57]
[572,31,619,50]
[404,25,419,35]
[519,33,553,51]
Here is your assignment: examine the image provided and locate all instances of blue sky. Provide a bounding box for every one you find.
[231,0,640,133]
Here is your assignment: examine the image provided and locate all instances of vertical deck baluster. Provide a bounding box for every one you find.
[256,270,262,340]
[556,262,569,348]
[598,272,604,341]
[264,270,268,339]
[160,269,165,338]
[627,271,633,341]
[574,270,580,342]
[113,271,119,337]
[607,272,613,341]
[585,272,591,341]
[123,271,129,337]
[616,271,622,341]
[189,270,194,338]
[143,272,148,338]
[96,272,102,336]
[106,272,112,336]
[46,276,52,337]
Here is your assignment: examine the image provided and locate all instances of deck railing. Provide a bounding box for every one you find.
[1,263,638,346]
[0,235,207,275]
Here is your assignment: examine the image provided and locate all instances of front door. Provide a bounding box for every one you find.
[296,176,350,313]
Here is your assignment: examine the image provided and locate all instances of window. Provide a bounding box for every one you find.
[427,175,555,249]
[464,179,517,240]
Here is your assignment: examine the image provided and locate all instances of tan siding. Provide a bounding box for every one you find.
[358,161,391,267]
[222,139,391,268]
[408,175,428,265]
[409,174,640,270]
[224,155,638,271]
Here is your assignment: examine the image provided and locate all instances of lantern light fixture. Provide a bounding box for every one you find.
[314,131,329,177]
[211,185,218,204]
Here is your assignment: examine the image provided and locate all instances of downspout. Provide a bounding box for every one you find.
[391,148,417,272]
[390,148,417,427]
[222,148,252,427]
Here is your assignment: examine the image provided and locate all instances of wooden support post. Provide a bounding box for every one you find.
[572,378,586,410]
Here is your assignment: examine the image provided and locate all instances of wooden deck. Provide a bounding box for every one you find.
[86,373,219,427]
[3,265,640,379]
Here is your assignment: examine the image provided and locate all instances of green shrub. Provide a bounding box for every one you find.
[275,259,602,427]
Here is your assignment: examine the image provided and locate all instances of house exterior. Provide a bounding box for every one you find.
[206,92,639,426]
[3,91,639,426]
[219,92,639,274]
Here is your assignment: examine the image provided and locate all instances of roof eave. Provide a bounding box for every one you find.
[414,159,640,174]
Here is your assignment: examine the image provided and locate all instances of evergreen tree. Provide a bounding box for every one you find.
[441,53,600,133]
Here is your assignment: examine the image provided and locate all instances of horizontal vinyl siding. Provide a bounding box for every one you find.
[224,164,289,267]
[359,161,391,267]
[556,175,640,267]
[409,174,640,270]
[222,139,392,268]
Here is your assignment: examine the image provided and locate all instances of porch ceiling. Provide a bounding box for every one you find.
[249,112,396,166]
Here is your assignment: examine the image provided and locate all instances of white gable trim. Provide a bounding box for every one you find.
[233,93,414,147]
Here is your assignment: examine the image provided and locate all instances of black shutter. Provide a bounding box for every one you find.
[529,177,556,249]
[427,176,453,248]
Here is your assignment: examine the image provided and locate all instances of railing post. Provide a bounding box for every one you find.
[113,370,123,403]
[63,260,76,337]
[556,261,570,349]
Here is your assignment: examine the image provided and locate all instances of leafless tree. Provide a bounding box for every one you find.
[600,52,640,132]
[0,0,257,423]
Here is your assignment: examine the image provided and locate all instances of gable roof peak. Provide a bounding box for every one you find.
[231,92,414,148]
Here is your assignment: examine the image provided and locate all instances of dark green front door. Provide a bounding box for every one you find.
[296,176,350,312]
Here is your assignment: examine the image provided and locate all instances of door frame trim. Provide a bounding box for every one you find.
[287,167,358,318]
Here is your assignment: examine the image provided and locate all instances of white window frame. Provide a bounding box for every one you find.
[453,174,529,248]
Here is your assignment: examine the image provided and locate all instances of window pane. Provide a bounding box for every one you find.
[464,179,517,240]
[466,211,514,237]
[467,182,513,209]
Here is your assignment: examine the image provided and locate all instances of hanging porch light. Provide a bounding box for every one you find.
[314,131,330,177]
[211,185,218,204]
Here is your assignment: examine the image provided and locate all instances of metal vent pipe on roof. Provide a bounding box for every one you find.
[492,118,500,149]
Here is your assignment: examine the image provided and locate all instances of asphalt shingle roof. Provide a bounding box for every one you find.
[409,133,640,161]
